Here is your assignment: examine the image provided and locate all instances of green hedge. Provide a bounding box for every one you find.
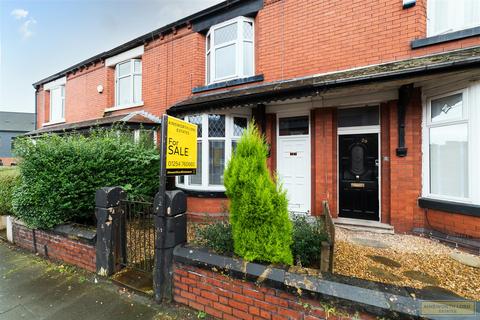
[0,168,20,216]
[12,130,159,229]
[224,124,293,265]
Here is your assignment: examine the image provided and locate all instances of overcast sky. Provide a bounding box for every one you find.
[0,0,222,114]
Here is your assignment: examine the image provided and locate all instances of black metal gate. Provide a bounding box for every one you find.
[120,199,156,273]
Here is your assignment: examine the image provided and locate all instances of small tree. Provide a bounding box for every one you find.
[224,124,293,265]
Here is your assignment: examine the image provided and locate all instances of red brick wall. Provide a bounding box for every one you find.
[186,197,229,222]
[380,103,391,224]
[421,209,480,238]
[37,0,480,126]
[65,64,111,123]
[312,108,337,217]
[33,0,480,236]
[388,90,423,233]
[257,0,480,82]
[174,262,377,320]
[12,223,96,272]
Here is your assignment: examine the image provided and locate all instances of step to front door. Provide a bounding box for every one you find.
[333,217,394,234]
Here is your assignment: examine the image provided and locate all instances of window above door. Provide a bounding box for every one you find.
[206,16,255,85]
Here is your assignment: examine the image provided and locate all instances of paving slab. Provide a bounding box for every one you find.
[450,251,480,268]
[0,241,203,320]
[351,237,390,249]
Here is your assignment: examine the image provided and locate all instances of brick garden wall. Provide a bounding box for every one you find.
[173,262,377,320]
[12,222,96,272]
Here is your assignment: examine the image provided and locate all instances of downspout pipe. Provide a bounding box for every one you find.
[396,83,414,157]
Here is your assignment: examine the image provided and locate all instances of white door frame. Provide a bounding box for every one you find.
[337,125,382,222]
[276,111,312,214]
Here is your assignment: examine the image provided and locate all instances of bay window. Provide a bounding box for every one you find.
[49,85,65,123]
[177,113,249,191]
[423,84,480,205]
[427,0,480,36]
[206,16,254,84]
[115,59,142,107]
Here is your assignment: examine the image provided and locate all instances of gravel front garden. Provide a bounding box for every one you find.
[334,228,480,300]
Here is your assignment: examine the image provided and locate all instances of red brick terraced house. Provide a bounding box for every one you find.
[30,0,480,241]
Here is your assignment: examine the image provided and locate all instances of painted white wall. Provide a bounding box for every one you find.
[6,216,13,243]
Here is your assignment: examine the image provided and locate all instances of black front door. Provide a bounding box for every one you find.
[339,134,379,221]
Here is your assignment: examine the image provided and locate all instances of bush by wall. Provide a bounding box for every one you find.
[194,216,328,269]
[0,168,20,216]
[12,129,159,229]
[195,221,234,255]
[224,125,293,265]
[291,215,328,268]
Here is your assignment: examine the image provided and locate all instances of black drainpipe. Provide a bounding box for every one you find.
[34,86,38,130]
[396,84,414,157]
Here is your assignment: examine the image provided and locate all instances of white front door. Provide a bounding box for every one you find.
[277,116,311,214]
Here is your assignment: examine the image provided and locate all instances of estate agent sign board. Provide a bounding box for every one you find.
[165,115,197,176]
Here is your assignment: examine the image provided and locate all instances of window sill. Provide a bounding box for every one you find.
[192,75,264,94]
[418,197,480,218]
[176,187,227,198]
[43,119,66,127]
[411,26,480,49]
[105,102,144,112]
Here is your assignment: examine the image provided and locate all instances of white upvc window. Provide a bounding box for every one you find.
[206,16,255,85]
[50,85,65,123]
[423,84,480,205]
[427,0,480,37]
[115,59,142,107]
[176,113,249,191]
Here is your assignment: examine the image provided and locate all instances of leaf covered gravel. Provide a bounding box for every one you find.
[334,228,480,300]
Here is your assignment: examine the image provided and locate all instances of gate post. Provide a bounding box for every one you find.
[153,190,187,303]
[95,186,126,277]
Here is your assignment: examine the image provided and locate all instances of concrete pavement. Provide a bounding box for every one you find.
[0,241,201,320]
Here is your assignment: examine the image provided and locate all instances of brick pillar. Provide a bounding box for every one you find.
[388,88,423,233]
[313,108,337,216]
[95,186,126,276]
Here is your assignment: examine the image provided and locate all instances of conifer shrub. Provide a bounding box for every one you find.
[12,129,159,229]
[224,124,293,265]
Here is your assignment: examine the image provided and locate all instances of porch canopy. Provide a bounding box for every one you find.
[168,46,480,116]
[26,111,161,137]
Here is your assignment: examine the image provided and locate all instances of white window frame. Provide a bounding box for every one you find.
[206,16,255,85]
[422,85,480,204]
[427,0,480,37]
[176,112,250,191]
[114,59,143,109]
[48,85,65,125]
[133,129,158,147]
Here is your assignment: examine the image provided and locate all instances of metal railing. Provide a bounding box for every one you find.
[120,199,156,273]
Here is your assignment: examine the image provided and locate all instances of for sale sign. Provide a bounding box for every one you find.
[165,115,197,176]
